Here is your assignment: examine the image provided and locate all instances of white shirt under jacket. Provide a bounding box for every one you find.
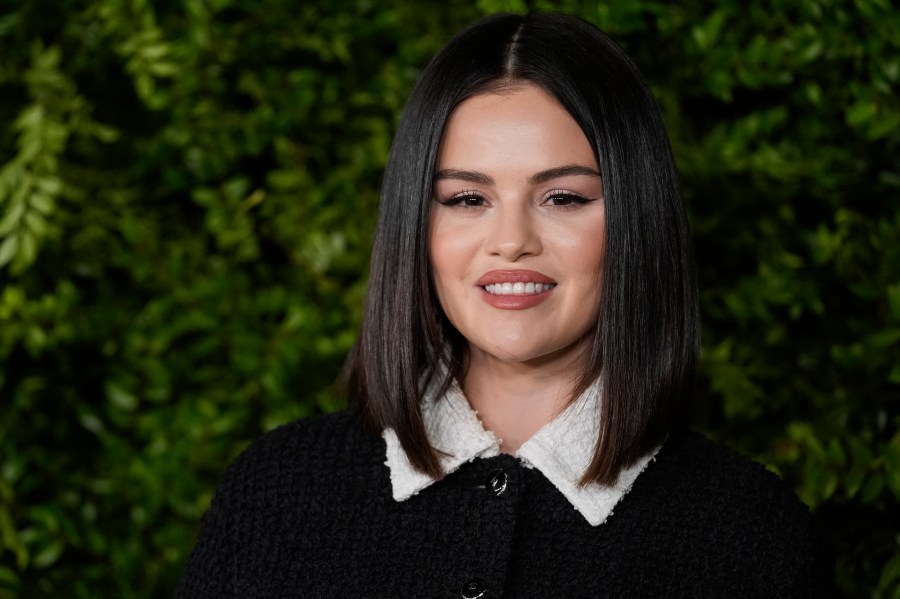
[383,377,659,527]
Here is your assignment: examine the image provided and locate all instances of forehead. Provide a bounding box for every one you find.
[436,84,597,172]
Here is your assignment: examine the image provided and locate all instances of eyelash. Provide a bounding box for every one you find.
[544,190,595,207]
[438,190,487,208]
[438,189,596,209]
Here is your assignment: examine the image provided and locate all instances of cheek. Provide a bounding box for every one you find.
[585,239,605,300]
[428,226,450,291]
[550,217,605,274]
[428,216,476,286]
[579,210,606,277]
[589,238,605,280]
[427,220,466,316]
[562,221,605,310]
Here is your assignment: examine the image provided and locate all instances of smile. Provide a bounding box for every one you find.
[475,270,557,310]
[483,282,557,295]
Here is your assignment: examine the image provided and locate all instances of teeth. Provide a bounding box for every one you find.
[483,282,556,295]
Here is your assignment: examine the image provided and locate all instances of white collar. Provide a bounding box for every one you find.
[383,377,658,527]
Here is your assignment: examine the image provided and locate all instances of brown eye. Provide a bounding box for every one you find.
[545,192,591,207]
[441,192,487,208]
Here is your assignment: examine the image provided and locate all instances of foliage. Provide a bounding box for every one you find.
[0,0,897,596]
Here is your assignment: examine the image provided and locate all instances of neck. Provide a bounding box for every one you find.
[462,344,589,454]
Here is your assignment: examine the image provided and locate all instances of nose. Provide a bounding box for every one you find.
[486,203,542,261]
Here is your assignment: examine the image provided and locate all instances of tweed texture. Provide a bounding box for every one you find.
[178,411,831,598]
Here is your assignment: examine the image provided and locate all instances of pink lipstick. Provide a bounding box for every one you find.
[475,270,557,310]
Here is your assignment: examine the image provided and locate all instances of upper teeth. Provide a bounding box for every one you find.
[483,282,555,295]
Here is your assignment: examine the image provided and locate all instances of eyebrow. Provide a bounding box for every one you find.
[433,164,602,186]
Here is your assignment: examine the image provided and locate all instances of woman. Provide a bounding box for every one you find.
[179,12,830,597]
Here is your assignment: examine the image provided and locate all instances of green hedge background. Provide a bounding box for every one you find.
[0,0,897,596]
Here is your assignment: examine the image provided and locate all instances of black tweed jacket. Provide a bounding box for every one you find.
[178,411,831,598]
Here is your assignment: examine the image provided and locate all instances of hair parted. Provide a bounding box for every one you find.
[344,12,699,486]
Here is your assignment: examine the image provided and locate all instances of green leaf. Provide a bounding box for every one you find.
[0,201,25,236]
[888,283,900,320]
[475,0,527,15]
[0,564,19,586]
[22,211,46,238]
[13,103,43,132]
[106,382,138,411]
[149,62,178,77]
[889,363,900,384]
[27,192,54,215]
[0,506,27,570]
[844,464,866,498]
[31,539,63,569]
[0,235,19,268]
[861,474,885,503]
[139,43,170,61]
[878,552,900,594]
[846,99,878,127]
[12,230,37,272]
[866,328,900,349]
[826,438,847,467]
[34,176,62,196]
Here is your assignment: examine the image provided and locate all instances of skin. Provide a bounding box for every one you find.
[429,84,606,453]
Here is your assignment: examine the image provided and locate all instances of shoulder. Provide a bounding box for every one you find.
[232,410,375,465]
[644,429,816,529]
[214,410,386,505]
[653,429,808,513]
[179,411,389,596]
[628,429,832,595]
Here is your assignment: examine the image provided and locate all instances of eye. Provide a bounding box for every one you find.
[439,191,487,208]
[544,190,594,207]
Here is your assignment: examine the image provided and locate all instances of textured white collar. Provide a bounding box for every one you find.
[383,377,658,527]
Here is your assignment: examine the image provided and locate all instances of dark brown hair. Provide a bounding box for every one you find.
[345,12,699,486]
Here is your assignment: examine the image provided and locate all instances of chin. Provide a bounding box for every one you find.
[477,340,565,364]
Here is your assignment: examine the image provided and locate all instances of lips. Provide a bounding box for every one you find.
[483,281,555,295]
[475,270,557,309]
[475,269,556,287]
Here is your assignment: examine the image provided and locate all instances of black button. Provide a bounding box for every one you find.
[461,578,486,598]
[487,469,508,496]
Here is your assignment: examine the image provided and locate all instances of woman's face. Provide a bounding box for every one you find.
[429,84,605,370]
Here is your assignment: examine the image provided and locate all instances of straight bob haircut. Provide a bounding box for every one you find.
[345,12,699,486]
